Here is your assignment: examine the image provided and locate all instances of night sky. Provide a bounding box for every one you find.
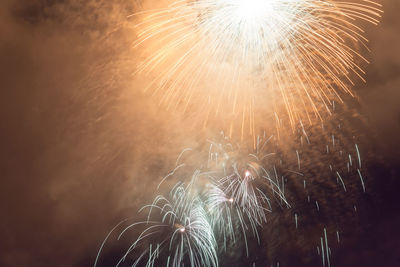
[1,0,399,266]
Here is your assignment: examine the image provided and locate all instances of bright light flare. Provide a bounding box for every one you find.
[233,0,274,20]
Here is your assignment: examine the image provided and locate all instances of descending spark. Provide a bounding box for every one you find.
[336,230,340,244]
[355,143,362,168]
[318,228,331,267]
[357,168,365,192]
[324,228,331,267]
[130,0,382,135]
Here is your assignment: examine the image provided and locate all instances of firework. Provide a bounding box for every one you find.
[95,182,218,267]
[92,0,384,265]
[203,133,291,255]
[131,0,382,135]
[207,133,290,213]
[95,124,372,266]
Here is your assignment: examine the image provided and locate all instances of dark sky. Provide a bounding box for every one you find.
[0,0,399,266]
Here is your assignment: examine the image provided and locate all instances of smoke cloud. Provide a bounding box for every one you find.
[0,0,399,266]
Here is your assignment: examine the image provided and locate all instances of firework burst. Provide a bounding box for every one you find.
[202,133,291,254]
[95,182,218,267]
[208,134,289,211]
[131,0,382,136]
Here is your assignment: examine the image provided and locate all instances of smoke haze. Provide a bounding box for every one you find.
[0,0,399,266]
